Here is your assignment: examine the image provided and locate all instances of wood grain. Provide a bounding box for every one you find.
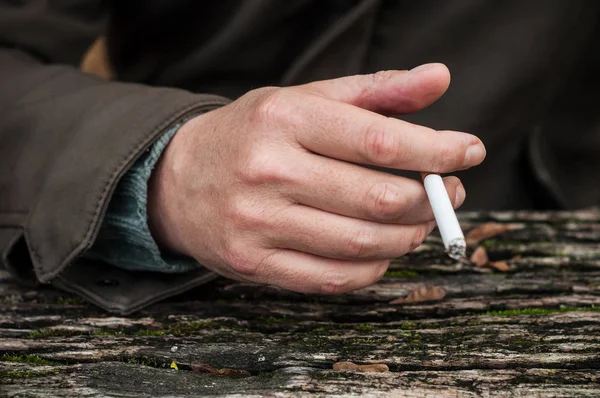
[1,210,600,397]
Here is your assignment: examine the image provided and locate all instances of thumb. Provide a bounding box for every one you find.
[300,63,451,115]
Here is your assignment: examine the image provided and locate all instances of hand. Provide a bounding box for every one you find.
[148,63,486,294]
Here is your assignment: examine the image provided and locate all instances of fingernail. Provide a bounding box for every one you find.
[463,144,486,167]
[454,184,466,206]
[409,63,438,75]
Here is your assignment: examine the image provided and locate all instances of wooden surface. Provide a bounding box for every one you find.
[1,210,600,397]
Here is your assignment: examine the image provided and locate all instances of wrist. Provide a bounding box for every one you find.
[147,120,195,257]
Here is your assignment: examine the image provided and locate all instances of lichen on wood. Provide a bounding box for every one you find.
[1,210,600,397]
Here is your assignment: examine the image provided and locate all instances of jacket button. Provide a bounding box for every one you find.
[97,279,119,287]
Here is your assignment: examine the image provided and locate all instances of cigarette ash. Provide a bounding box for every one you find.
[446,238,467,261]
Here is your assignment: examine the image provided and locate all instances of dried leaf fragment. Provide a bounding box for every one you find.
[470,246,489,267]
[191,363,217,374]
[190,363,250,377]
[216,368,251,378]
[358,364,389,372]
[389,285,446,304]
[332,361,388,372]
[333,361,360,371]
[488,261,510,272]
[466,223,512,246]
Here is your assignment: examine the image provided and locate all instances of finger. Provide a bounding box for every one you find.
[258,249,391,294]
[291,94,486,173]
[266,204,436,260]
[284,153,466,224]
[300,64,451,115]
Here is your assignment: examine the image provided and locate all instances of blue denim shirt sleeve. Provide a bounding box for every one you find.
[82,121,198,273]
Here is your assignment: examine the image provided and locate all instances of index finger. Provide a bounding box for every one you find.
[291,94,486,173]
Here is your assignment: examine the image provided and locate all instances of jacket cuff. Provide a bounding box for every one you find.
[82,120,197,273]
[25,89,230,283]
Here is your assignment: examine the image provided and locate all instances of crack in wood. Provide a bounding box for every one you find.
[1,210,600,396]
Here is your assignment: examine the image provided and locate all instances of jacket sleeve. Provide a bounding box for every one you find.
[0,1,229,312]
[82,120,200,274]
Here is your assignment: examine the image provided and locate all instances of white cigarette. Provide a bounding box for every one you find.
[422,173,466,260]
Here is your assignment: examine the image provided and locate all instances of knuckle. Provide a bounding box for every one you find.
[439,143,459,170]
[346,226,379,258]
[429,134,466,172]
[252,87,293,128]
[363,124,398,165]
[365,182,405,221]
[359,72,381,102]
[359,71,399,104]
[225,243,258,276]
[240,150,289,185]
[320,271,350,294]
[370,70,395,89]
[226,196,270,231]
[426,147,448,172]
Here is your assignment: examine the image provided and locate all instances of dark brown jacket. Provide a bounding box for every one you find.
[1,0,599,313]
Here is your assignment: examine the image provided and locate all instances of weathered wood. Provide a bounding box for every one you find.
[1,210,600,397]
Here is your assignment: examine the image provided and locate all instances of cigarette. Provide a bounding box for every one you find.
[421,173,466,261]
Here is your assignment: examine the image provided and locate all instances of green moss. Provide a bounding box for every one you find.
[126,357,161,368]
[353,324,376,332]
[349,337,377,344]
[0,369,61,379]
[309,324,355,334]
[135,319,229,337]
[297,335,333,352]
[134,329,166,337]
[93,330,125,337]
[27,328,83,339]
[172,320,221,334]
[384,270,418,278]
[257,370,280,381]
[313,371,338,379]
[401,322,418,330]
[56,296,87,306]
[0,294,23,304]
[1,354,60,366]
[482,306,600,317]
[29,327,129,339]
[258,316,293,324]
[313,371,350,380]
[313,370,366,382]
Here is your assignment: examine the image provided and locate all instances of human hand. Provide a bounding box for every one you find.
[148,63,485,294]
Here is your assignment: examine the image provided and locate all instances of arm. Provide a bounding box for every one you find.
[0,1,229,310]
[1,1,485,315]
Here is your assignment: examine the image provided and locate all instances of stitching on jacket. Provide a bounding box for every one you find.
[29,98,217,268]
[28,97,230,281]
